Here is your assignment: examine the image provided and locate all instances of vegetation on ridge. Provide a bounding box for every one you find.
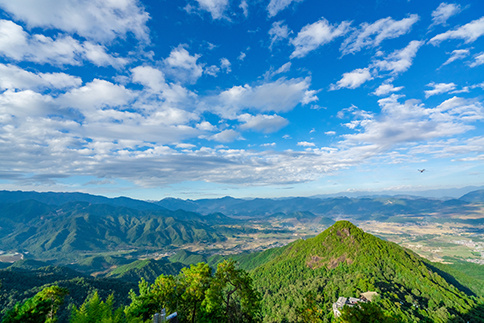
[251,221,484,322]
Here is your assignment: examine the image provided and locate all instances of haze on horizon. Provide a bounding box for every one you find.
[0,0,483,200]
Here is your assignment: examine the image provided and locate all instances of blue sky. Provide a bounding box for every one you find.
[0,0,483,200]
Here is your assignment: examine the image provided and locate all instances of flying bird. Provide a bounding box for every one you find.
[418,169,425,173]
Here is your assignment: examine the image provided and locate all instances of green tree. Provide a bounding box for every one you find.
[69,291,135,323]
[339,302,398,323]
[2,286,68,323]
[178,263,212,323]
[124,278,160,321]
[204,260,261,322]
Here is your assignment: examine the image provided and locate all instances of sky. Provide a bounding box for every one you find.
[0,0,483,200]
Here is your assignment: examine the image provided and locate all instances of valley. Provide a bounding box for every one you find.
[1,190,484,322]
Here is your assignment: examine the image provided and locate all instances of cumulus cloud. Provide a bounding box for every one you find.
[331,68,373,90]
[0,64,81,91]
[469,52,484,67]
[209,129,241,142]
[297,141,315,147]
[210,77,316,118]
[342,95,483,148]
[290,18,351,58]
[131,66,166,93]
[265,62,292,79]
[373,83,404,96]
[341,15,419,55]
[0,0,150,43]
[267,0,304,18]
[0,20,126,67]
[430,17,484,45]
[238,114,289,133]
[424,82,457,98]
[431,2,461,26]
[82,43,128,68]
[193,0,229,20]
[442,49,470,65]
[2,92,483,188]
[373,40,423,75]
[59,79,134,118]
[269,21,291,50]
[220,58,231,73]
[163,46,204,84]
[335,40,422,90]
[240,0,248,17]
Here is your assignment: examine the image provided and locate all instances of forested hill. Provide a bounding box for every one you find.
[0,221,484,322]
[249,221,484,322]
[0,200,232,260]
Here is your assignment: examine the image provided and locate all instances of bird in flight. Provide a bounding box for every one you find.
[418,169,425,173]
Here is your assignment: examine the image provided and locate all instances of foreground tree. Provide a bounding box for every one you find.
[124,260,260,322]
[2,286,68,323]
[204,260,261,322]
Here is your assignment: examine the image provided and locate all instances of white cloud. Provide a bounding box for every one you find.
[325,131,336,135]
[59,79,134,118]
[220,58,231,73]
[425,82,457,98]
[430,17,484,45]
[290,18,351,58]
[211,77,316,118]
[274,62,291,75]
[194,0,229,20]
[469,52,484,67]
[196,121,216,131]
[240,0,248,17]
[331,68,373,90]
[205,65,220,76]
[260,142,276,147]
[209,129,241,142]
[238,52,246,61]
[176,143,196,149]
[131,66,166,93]
[373,40,423,75]
[373,83,404,96]
[0,0,150,43]
[269,21,291,50]
[431,2,461,26]
[163,46,204,84]
[342,94,483,148]
[0,89,56,118]
[335,41,421,91]
[442,49,470,65]
[267,0,304,18]
[265,62,292,79]
[0,64,81,91]
[297,141,315,147]
[238,114,289,133]
[341,15,419,55]
[0,20,126,67]
[82,43,128,68]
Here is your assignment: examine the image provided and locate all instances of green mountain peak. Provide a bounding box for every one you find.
[252,221,482,322]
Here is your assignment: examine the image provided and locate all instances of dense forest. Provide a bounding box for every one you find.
[1,221,484,322]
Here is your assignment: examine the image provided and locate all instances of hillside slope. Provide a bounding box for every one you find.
[0,201,228,260]
[251,221,484,322]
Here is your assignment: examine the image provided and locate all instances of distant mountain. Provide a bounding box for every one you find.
[0,190,165,211]
[0,200,228,260]
[157,194,474,220]
[460,189,484,203]
[250,221,484,322]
